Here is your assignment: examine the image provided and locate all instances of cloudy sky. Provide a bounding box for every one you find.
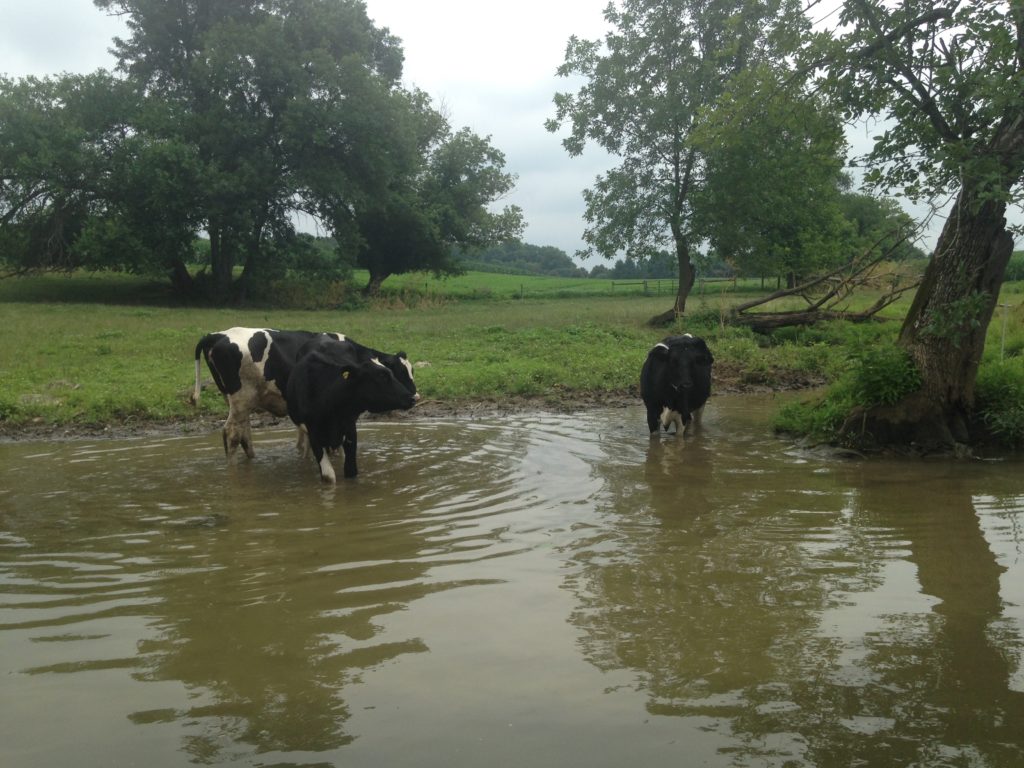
[2,1,981,264]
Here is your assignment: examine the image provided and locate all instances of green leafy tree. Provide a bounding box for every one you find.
[357,126,523,294]
[0,73,130,275]
[838,191,926,264]
[815,0,1024,448]
[95,0,409,299]
[2,1,521,301]
[547,0,810,322]
[693,65,851,286]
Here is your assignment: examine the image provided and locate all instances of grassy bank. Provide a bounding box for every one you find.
[1,270,1021,439]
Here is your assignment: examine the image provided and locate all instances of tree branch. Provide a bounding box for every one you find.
[847,0,960,143]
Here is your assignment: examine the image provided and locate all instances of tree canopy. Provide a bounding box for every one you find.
[0,0,522,299]
[547,0,820,320]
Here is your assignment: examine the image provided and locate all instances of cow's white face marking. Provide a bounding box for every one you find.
[398,356,419,400]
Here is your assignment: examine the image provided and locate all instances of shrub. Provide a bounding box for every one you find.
[774,381,857,441]
[975,358,1024,447]
[773,341,921,442]
[848,343,922,407]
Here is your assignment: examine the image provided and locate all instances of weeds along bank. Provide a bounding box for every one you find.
[0,271,1021,446]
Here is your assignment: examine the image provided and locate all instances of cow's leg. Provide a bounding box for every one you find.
[222,413,255,459]
[646,405,662,434]
[237,419,256,459]
[312,444,337,484]
[682,405,706,436]
[660,407,684,434]
[222,419,242,459]
[691,404,705,428]
[341,427,358,478]
[295,425,309,457]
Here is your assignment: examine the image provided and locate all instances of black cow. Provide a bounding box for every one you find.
[191,327,416,458]
[286,336,417,482]
[640,334,714,435]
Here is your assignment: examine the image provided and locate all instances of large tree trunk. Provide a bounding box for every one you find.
[208,223,235,299]
[168,258,194,295]
[841,191,1013,450]
[649,240,696,326]
[364,270,389,296]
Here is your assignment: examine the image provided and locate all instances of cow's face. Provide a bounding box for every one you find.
[345,361,418,413]
[379,352,418,400]
[653,337,714,392]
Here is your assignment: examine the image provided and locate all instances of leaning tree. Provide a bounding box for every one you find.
[547,0,812,322]
[817,0,1024,448]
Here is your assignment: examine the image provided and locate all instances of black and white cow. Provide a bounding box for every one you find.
[640,334,714,435]
[286,336,417,482]
[191,327,416,459]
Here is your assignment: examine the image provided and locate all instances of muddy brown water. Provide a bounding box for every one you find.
[1,395,1023,768]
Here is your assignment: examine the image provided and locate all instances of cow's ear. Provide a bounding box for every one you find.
[339,364,357,380]
[397,351,408,360]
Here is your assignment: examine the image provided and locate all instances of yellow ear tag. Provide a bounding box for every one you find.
[341,370,350,379]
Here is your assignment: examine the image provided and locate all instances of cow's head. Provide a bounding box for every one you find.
[341,360,418,414]
[377,352,418,401]
[650,334,714,392]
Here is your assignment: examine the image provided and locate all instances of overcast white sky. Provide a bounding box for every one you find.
[2,1,994,265]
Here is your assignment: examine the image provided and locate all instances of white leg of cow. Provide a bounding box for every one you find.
[661,407,684,434]
[683,405,706,436]
[318,452,337,484]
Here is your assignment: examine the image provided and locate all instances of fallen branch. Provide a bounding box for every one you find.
[730,228,919,332]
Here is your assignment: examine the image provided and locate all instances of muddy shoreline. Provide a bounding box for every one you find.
[0,366,820,444]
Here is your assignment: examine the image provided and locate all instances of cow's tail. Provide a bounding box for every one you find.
[191,334,218,406]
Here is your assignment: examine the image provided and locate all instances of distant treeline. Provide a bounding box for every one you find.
[457,243,587,278]
[457,242,736,280]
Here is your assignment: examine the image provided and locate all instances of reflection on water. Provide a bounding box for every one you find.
[1,396,1023,767]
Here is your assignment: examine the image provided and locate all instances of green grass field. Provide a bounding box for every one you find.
[0,269,1021,433]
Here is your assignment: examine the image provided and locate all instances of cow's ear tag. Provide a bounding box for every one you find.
[341,370,350,380]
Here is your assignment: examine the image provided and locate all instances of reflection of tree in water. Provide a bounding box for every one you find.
[796,475,1024,766]
[567,436,1024,766]
[127,420,524,763]
[129,506,432,762]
